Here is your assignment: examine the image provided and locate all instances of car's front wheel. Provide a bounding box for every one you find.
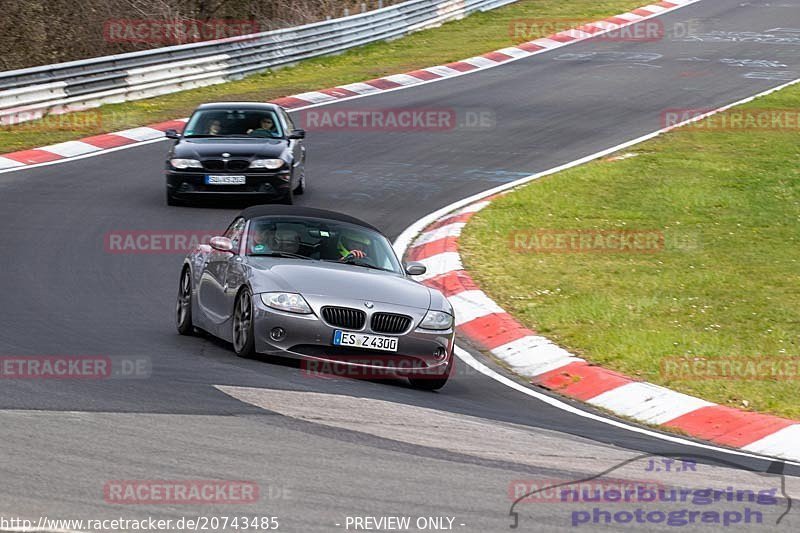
[176,268,194,335]
[166,190,183,206]
[279,185,294,205]
[408,357,454,391]
[294,170,305,195]
[232,288,257,358]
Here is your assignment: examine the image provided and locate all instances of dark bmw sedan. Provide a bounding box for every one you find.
[165,102,306,206]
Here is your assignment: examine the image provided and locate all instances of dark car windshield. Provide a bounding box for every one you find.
[247,216,402,274]
[183,109,284,138]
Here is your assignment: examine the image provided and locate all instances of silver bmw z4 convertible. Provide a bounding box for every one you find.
[176,205,456,390]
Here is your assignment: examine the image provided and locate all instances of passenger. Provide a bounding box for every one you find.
[207,119,222,135]
[250,226,275,253]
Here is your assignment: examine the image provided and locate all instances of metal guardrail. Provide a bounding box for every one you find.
[0,0,518,125]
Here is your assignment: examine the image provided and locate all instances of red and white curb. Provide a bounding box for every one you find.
[0,0,699,172]
[0,119,189,169]
[401,175,800,465]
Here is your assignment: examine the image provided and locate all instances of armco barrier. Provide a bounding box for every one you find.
[0,0,518,126]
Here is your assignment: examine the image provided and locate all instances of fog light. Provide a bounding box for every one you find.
[434,347,447,360]
[270,327,286,341]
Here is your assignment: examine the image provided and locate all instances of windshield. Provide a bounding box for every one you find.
[246,216,402,274]
[183,109,284,138]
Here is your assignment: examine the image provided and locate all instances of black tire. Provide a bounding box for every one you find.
[408,357,454,391]
[166,190,182,206]
[294,171,305,195]
[279,185,294,205]
[176,268,194,335]
[232,287,257,358]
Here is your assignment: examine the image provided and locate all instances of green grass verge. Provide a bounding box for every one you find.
[460,83,800,420]
[0,0,644,153]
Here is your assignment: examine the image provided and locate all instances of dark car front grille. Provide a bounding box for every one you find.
[322,307,366,330]
[202,159,225,170]
[201,159,251,171]
[371,313,412,334]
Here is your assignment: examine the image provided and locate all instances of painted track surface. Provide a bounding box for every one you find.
[2,1,800,529]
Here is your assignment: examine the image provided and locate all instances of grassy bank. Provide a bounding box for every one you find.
[460,83,800,419]
[0,0,644,152]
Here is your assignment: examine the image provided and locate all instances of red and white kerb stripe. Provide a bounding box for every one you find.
[404,198,800,463]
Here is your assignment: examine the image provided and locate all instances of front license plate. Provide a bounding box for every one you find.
[333,330,398,352]
[205,175,246,185]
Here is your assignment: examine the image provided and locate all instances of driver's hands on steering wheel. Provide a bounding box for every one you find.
[342,249,366,261]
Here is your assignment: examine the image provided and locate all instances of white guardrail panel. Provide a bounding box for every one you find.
[0,0,518,126]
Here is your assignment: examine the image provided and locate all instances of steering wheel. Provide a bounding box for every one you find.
[342,251,370,263]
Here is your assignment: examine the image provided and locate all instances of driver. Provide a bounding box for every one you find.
[337,230,370,261]
[247,115,278,137]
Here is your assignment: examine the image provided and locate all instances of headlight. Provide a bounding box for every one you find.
[249,159,285,169]
[260,292,312,314]
[419,310,454,330]
[169,158,203,169]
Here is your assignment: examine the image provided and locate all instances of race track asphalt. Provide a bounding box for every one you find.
[1,0,799,530]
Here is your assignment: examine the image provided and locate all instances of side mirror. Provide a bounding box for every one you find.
[288,129,306,140]
[405,262,427,276]
[209,236,234,253]
[165,129,181,139]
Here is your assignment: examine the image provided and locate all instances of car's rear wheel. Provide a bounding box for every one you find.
[232,288,257,358]
[408,357,454,391]
[176,268,194,335]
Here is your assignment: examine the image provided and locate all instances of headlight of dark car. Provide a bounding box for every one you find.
[419,310,454,330]
[249,159,286,169]
[260,292,312,314]
[169,158,203,169]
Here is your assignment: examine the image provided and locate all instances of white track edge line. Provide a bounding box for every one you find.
[393,76,800,465]
[454,347,800,465]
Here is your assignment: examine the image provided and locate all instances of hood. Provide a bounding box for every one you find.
[171,138,288,159]
[248,259,432,310]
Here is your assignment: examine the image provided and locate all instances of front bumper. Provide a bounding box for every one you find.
[166,170,291,198]
[252,296,455,379]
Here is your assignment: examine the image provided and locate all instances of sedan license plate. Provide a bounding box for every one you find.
[205,175,246,185]
[333,330,398,352]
